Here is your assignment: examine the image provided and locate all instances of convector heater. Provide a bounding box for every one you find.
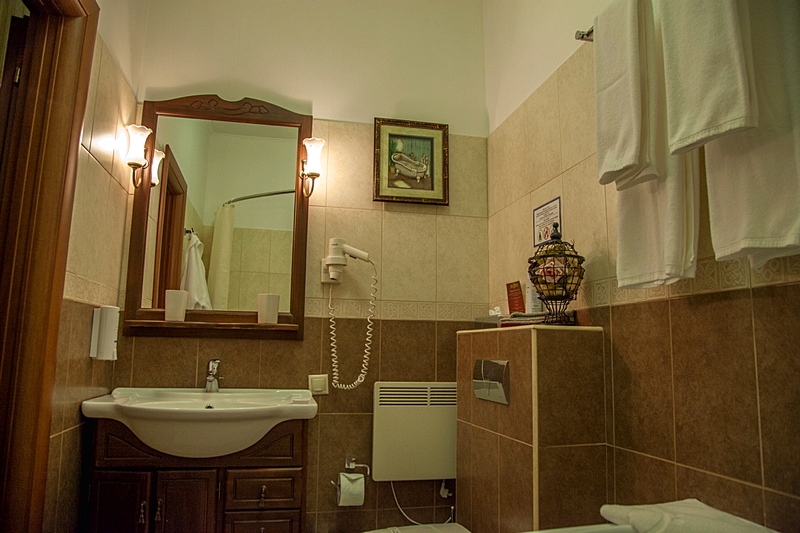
[372,381,457,481]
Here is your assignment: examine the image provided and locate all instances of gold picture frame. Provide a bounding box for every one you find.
[373,117,449,205]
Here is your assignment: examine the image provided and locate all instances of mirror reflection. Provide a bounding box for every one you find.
[143,119,298,313]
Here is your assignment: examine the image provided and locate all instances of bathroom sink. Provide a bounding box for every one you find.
[81,388,317,458]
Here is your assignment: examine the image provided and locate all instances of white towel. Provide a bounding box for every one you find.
[600,498,778,533]
[704,0,800,269]
[181,232,212,310]
[595,0,661,190]
[613,0,700,289]
[660,0,758,155]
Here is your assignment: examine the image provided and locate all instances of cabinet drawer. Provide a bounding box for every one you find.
[225,468,302,510]
[224,510,300,533]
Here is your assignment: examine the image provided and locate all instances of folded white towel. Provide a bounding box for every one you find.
[600,498,778,533]
[704,0,800,269]
[660,0,758,155]
[181,232,212,310]
[595,0,661,190]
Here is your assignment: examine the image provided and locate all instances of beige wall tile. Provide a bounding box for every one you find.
[81,32,102,151]
[240,228,271,273]
[325,207,382,300]
[488,208,508,309]
[488,126,508,217]
[437,216,488,303]
[557,43,596,171]
[310,119,330,207]
[88,38,118,175]
[438,134,487,218]
[227,271,240,309]
[501,104,531,204]
[110,73,138,193]
[325,121,379,210]
[562,155,609,281]
[381,211,437,301]
[525,70,562,191]
[231,227,242,272]
[270,230,293,274]
[268,273,292,312]
[306,206,327,299]
[238,271,270,311]
[506,194,534,291]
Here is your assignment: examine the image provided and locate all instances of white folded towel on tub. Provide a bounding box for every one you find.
[600,499,778,533]
[595,0,661,190]
[659,0,758,155]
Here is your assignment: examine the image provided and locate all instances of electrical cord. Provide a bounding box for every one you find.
[329,259,378,390]
[390,480,454,526]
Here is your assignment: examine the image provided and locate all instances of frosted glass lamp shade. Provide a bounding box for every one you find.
[151,149,165,186]
[125,124,152,169]
[302,137,324,176]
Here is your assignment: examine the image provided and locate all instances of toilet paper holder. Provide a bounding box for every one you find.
[330,456,371,487]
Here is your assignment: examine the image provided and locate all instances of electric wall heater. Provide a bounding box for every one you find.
[372,381,457,481]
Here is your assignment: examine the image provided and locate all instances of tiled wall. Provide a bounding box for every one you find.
[226,227,293,312]
[488,42,800,530]
[44,33,132,533]
[48,30,490,533]
[111,317,467,532]
[456,326,607,532]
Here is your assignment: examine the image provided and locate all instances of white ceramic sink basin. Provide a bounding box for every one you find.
[81,388,317,458]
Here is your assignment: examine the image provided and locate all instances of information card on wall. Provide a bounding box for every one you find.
[533,197,562,246]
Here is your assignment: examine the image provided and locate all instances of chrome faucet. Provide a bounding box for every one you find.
[205,359,221,392]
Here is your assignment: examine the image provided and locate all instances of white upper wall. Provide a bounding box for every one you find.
[482,0,613,132]
[96,0,488,136]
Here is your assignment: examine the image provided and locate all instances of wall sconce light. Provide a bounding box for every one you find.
[125,124,153,188]
[300,137,325,197]
[151,149,165,187]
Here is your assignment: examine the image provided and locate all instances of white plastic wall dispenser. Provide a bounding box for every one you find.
[372,381,457,481]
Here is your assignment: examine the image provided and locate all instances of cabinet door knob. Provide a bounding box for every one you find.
[138,501,146,524]
[260,528,265,533]
[259,485,267,507]
[155,498,163,521]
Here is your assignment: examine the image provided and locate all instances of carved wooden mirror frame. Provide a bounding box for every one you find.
[123,95,312,340]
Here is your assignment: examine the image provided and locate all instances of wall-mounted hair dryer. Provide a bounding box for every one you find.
[322,238,371,283]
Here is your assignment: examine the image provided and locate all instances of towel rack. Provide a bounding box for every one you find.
[575,26,594,42]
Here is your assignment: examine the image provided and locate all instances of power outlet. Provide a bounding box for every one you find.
[308,374,329,395]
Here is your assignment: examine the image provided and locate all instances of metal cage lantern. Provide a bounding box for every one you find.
[527,223,585,324]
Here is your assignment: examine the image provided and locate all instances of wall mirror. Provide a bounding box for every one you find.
[123,95,312,339]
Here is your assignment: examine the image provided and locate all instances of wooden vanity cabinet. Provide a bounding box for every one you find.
[86,419,307,533]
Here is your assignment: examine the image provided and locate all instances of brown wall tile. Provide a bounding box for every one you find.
[753,283,800,497]
[130,337,199,388]
[317,414,375,512]
[319,318,380,414]
[379,320,436,382]
[43,434,62,533]
[606,445,615,504]
[437,321,473,382]
[51,302,72,436]
[471,330,500,432]
[613,448,676,505]
[765,490,800,533]
[611,301,674,460]
[671,291,761,484]
[316,509,377,533]
[497,329,533,444]
[499,437,533,533]
[456,420,473,530]
[262,317,323,389]
[55,428,83,533]
[64,301,96,430]
[537,328,604,447]
[377,508,435,529]
[538,445,607,529]
[457,333,473,423]
[575,306,613,445]
[376,480,434,509]
[471,426,499,533]
[198,338,260,388]
[676,466,764,524]
[113,334,133,388]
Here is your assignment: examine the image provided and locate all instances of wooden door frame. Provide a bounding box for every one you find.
[0,0,99,531]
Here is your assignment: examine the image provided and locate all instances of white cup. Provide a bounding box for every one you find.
[257,294,280,324]
[164,290,189,321]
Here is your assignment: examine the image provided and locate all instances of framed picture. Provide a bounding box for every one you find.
[373,117,449,205]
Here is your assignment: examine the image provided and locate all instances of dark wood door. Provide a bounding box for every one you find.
[88,470,152,533]
[154,469,217,533]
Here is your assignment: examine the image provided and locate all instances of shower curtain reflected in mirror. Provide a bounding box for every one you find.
[208,203,235,310]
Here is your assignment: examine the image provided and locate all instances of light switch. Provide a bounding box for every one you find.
[308,374,329,395]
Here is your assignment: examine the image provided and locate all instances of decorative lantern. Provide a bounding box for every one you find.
[527,223,585,324]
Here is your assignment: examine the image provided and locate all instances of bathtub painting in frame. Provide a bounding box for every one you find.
[373,117,449,205]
